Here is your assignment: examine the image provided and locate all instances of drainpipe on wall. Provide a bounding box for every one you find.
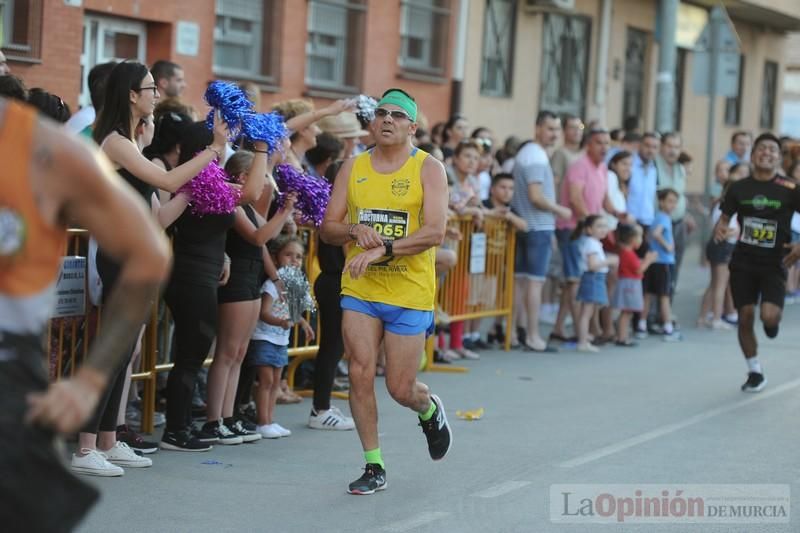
[450,0,470,116]
[594,0,613,125]
[655,0,679,133]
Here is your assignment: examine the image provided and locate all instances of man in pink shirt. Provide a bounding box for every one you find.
[551,129,626,342]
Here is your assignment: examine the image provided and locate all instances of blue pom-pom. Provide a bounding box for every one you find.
[242,112,289,153]
[204,81,254,139]
[273,164,331,227]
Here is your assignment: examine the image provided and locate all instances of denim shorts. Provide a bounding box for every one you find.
[577,271,608,306]
[246,339,288,368]
[556,228,582,280]
[514,229,553,281]
[341,296,434,336]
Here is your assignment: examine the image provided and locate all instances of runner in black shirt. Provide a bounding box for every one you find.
[716,133,800,392]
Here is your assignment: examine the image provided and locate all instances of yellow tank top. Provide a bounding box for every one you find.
[341,147,435,311]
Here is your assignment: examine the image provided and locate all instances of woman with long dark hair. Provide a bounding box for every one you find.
[73,61,228,476]
[160,121,266,451]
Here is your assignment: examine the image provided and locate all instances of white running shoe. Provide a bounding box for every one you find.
[577,343,599,353]
[308,407,355,430]
[711,320,733,331]
[71,448,124,477]
[257,424,282,439]
[104,441,153,468]
[271,423,291,437]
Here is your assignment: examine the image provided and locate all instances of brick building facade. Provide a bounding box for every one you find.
[2,0,458,125]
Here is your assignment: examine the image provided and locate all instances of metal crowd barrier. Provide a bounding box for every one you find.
[49,216,516,433]
[425,214,516,372]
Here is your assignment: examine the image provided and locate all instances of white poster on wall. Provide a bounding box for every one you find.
[176,21,200,57]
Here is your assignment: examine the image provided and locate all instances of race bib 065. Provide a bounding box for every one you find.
[740,216,777,248]
[358,208,409,241]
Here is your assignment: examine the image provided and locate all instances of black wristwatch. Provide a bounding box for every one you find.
[383,239,393,256]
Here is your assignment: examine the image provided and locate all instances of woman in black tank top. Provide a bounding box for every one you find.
[77,61,230,469]
[161,122,271,450]
[205,151,296,438]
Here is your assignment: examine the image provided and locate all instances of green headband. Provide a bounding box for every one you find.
[378,89,418,122]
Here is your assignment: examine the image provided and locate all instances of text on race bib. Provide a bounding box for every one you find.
[358,208,409,241]
[740,216,777,248]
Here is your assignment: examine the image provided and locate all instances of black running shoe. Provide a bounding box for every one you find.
[764,323,779,339]
[201,420,243,445]
[347,463,387,495]
[116,424,159,454]
[160,430,212,452]
[741,372,767,393]
[419,394,452,461]
[230,414,257,432]
[224,416,262,443]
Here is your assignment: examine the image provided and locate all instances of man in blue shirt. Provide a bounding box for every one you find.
[627,132,660,247]
[724,131,752,164]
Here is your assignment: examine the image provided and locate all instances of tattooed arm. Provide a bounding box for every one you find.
[25,118,171,434]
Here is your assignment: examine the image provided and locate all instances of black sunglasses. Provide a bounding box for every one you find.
[375,108,411,121]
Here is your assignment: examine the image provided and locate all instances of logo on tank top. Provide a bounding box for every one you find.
[392,178,410,197]
[0,208,25,258]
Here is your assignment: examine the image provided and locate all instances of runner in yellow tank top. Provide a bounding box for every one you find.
[321,88,452,494]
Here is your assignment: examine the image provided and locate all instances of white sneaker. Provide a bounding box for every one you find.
[71,448,125,477]
[103,441,153,468]
[308,407,355,430]
[257,424,282,439]
[271,423,291,437]
[711,319,733,331]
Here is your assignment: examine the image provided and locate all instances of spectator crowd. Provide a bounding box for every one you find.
[2,55,800,478]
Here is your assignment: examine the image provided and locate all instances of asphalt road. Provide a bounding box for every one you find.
[77,249,800,533]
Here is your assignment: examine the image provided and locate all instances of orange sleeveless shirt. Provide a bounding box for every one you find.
[0,100,67,334]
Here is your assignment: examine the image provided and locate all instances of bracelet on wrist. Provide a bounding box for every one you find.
[348,223,358,240]
[207,145,222,159]
[253,148,269,154]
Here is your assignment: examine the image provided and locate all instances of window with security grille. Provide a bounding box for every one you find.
[622,27,648,126]
[480,0,516,97]
[760,60,778,130]
[399,0,450,75]
[214,0,279,82]
[725,55,745,126]
[540,13,591,118]
[306,0,366,90]
[0,0,43,60]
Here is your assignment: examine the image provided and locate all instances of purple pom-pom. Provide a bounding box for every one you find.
[241,112,289,153]
[273,164,331,227]
[178,158,241,216]
[204,81,254,139]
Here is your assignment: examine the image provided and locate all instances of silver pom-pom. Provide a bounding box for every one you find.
[278,265,314,323]
[355,94,378,126]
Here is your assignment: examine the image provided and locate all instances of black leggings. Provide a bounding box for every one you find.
[164,277,219,432]
[83,253,135,434]
[312,273,344,411]
[82,341,134,433]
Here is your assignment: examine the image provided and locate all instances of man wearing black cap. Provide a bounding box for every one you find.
[715,133,800,392]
